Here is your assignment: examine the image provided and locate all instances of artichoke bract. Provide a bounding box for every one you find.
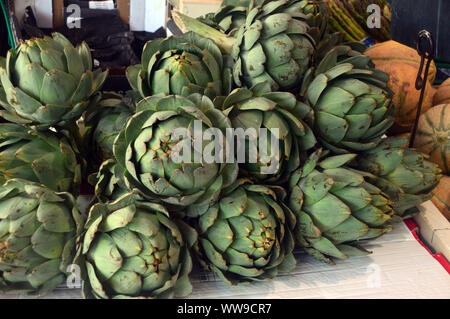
[126,32,232,101]
[0,179,83,296]
[88,159,129,203]
[79,192,197,299]
[297,0,328,43]
[172,0,316,91]
[354,138,442,219]
[0,33,108,130]
[0,123,81,193]
[198,5,248,36]
[195,179,296,285]
[113,94,239,215]
[217,81,316,184]
[302,45,394,154]
[288,150,394,264]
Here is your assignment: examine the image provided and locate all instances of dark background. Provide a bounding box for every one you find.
[391,0,450,61]
[0,8,9,56]
[3,1,450,63]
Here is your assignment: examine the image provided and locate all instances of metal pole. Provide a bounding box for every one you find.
[409,30,435,148]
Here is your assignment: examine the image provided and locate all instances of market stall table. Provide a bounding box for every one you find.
[1,202,449,299]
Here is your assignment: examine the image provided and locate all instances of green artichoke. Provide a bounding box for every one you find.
[200,0,327,44]
[0,179,83,296]
[88,159,129,203]
[0,33,108,130]
[301,44,394,154]
[229,0,317,90]
[217,81,316,184]
[126,32,231,101]
[83,92,134,165]
[113,94,238,215]
[0,123,81,193]
[79,192,197,299]
[194,179,296,284]
[354,138,442,219]
[173,0,316,91]
[288,150,394,264]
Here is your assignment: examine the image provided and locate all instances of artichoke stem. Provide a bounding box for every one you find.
[172,10,235,54]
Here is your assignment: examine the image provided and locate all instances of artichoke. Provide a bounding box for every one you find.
[0,33,108,130]
[217,81,316,184]
[0,179,83,296]
[126,32,232,101]
[199,0,327,39]
[0,123,81,193]
[83,92,134,165]
[194,179,296,285]
[354,138,442,219]
[173,0,316,91]
[79,192,197,299]
[301,44,394,154]
[288,150,394,264]
[113,94,238,215]
[88,159,129,203]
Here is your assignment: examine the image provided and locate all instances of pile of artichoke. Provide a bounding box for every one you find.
[0,0,442,299]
